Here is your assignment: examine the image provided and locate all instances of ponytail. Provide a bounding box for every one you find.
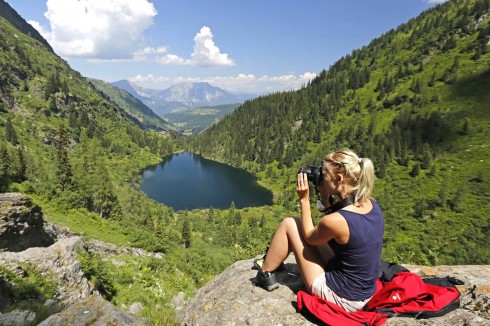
[354,157,375,204]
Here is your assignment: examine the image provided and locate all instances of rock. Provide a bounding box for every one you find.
[179,256,490,326]
[0,193,150,325]
[0,193,55,251]
[0,310,36,326]
[37,295,149,326]
[86,238,163,258]
[0,276,13,309]
[129,302,144,315]
[0,236,92,307]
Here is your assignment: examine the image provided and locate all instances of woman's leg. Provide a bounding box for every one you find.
[262,217,334,292]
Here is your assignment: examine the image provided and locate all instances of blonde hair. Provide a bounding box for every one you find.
[323,148,375,204]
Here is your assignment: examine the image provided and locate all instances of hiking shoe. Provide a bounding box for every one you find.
[252,257,286,272]
[254,269,279,292]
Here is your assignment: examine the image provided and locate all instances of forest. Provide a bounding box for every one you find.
[0,0,489,325]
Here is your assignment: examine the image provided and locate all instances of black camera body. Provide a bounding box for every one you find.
[298,165,323,186]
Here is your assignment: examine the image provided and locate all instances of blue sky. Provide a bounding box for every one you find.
[6,0,447,94]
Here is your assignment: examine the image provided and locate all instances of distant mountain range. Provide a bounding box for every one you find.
[89,79,175,132]
[111,80,256,115]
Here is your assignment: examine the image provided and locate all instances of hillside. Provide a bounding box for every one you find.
[0,1,53,52]
[189,0,490,265]
[89,78,175,132]
[163,103,240,135]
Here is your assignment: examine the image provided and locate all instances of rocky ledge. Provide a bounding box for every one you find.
[0,193,148,325]
[0,193,55,251]
[179,255,490,326]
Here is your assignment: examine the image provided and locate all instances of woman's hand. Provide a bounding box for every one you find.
[297,173,310,202]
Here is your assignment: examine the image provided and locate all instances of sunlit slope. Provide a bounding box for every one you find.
[189,0,490,265]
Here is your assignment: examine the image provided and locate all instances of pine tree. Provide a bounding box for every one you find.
[410,162,421,177]
[92,167,120,218]
[421,146,432,170]
[0,144,9,190]
[9,147,26,182]
[49,96,58,113]
[55,127,74,191]
[5,118,17,145]
[227,201,236,225]
[259,214,266,228]
[428,72,436,87]
[44,73,58,100]
[181,216,191,248]
[234,212,243,226]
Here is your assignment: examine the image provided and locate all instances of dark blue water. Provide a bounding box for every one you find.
[140,152,273,211]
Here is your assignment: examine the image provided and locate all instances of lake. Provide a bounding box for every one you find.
[140,152,273,211]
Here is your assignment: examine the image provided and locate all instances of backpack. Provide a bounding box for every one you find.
[297,271,462,325]
[364,271,461,318]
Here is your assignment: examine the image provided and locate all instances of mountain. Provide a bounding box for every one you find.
[111,80,256,115]
[0,0,179,244]
[189,0,490,265]
[89,78,175,132]
[0,1,53,52]
[109,79,159,102]
[163,103,240,135]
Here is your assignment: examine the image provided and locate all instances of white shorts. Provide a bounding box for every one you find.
[311,273,371,312]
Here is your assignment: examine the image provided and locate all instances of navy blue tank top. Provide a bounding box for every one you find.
[325,199,384,301]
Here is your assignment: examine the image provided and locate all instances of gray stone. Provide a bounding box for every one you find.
[0,193,150,325]
[179,256,490,326]
[0,193,55,251]
[37,295,148,326]
[129,302,144,315]
[0,236,92,307]
[0,310,36,326]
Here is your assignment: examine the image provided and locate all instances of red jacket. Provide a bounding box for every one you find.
[297,272,460,325]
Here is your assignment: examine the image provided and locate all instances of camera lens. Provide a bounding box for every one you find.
[298,165,323,186]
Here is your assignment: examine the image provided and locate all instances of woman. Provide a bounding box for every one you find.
[254,148,384,312]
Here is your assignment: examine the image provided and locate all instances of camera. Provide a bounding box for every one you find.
[297,165,323,186]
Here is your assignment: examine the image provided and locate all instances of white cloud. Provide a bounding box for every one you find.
[190,26,235,67]
[32,0,157,58]
[156,54,191,65]
[136,26,235,67]
[86,26,233,66]
[128,72,317,94]
[131,74,170,85]
[134,46,168,56]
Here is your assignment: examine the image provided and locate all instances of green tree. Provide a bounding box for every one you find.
[9,147,26,182]
[92,172,120,218]
[450,186,465,213]
[182,216,191,248]
[0,144,9,190]
[55,127,74,191]
[49,96,58,114]
[259,214,267,228]
[227,201,236,225]
[234,212,243,226]
[410,162,420,177]
[428,72,436,87]
[44,73,59,100]
[5,118,17,145]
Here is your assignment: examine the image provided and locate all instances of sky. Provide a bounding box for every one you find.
[6,0,448,94]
